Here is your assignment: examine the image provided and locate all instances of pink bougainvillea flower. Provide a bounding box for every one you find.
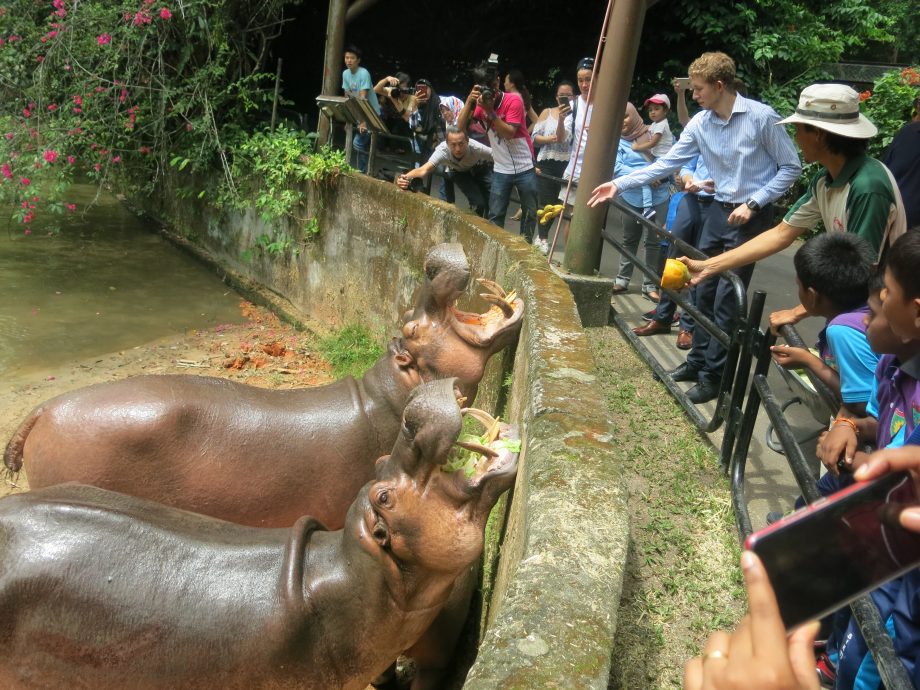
[22,212,34,224]
[1,164,12,179]
[67,155,76,164]
[73,94,83,105]
[24,229,32,236]
[53,0,65,8]
[64,64,71,71]
[47,103,57,111]
[19,177,30,186]
[112,155,122,164]
[22,108,31,117]
[3,133,11,140]
[159,7,172,19]
[97,33,111,45]
[43,150,58,163]
[36,55,44,62]
[66,203,77,212]
[72,107,82,114]
[94,163,102,172]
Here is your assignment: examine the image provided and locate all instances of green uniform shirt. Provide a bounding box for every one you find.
[784,154,906,258]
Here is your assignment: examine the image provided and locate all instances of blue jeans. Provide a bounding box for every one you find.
[353,130,370,174]
[655,194,710,330]
[446,165,492,217]
[488,168,538,243]
[686,203,774,384]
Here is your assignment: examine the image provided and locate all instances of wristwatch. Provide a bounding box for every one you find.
[745,198,761,212]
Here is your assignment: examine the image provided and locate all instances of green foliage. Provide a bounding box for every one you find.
[859,67,920,157]
[318,325,384,380]
[0,0,299,235]
[217,128,347,229]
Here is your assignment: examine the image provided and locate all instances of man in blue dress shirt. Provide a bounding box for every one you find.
[590,51,801,404]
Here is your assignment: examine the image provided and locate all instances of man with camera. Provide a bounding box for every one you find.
[457,57,538,245]
[374,72,417,144]
[395,127,492,217]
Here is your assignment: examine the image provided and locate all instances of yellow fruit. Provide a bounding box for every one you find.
[543,204,553,211]
[660,259,691,290]
[536,209,545,217]
[553,204,564,212]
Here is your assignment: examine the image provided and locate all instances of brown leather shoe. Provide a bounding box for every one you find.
[632,320,671,336]
[676,329,693,350]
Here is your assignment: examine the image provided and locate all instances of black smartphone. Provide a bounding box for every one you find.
[557,96,571,108]
[745,471,920,630]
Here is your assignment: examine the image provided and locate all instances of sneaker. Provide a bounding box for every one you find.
[642,309,658,322]
[641,208,656,221]
[766,511,785,525]
[815,650,836,688]
[535,238,549,255]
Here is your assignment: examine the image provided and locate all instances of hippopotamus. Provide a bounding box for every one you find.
[0,379,519,690]
[3,243,524,531]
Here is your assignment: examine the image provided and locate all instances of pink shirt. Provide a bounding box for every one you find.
[473,92,534,174]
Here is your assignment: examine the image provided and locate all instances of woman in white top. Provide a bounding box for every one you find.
[529,81,575,253]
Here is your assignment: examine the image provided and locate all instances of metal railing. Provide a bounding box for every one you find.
[602,201,753,451]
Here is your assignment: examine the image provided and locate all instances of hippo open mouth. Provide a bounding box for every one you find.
[447,279,524,350]
[444,408,520,494]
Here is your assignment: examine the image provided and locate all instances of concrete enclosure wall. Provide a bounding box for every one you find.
[145,173,630,688]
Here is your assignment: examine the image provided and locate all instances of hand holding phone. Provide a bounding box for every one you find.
[673,76,692,90]
[683,551,821,690]
[746,470,920,630]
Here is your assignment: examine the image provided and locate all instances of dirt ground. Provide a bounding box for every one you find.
[1,300,334,498]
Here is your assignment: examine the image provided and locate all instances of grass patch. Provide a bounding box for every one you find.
[585,328,745,690]
[318,324,385,379]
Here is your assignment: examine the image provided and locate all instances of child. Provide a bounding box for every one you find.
[768,233,878,416]
[632,94,674,221]
[883,230,920,342]
[811,266,920,690]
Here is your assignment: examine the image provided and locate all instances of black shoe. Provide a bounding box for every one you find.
[686,380,719,404]
[766,511,785,525]
[642,309,658,322]
[667,363,699,383]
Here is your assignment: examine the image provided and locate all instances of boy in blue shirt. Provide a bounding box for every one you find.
[768,232,878,416]
[341,45,380,174]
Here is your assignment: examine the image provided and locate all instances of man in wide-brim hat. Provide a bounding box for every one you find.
[683,83,907,316]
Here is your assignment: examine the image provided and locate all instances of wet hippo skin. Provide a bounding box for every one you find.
[0,379,520,690]
[3,243,524,531]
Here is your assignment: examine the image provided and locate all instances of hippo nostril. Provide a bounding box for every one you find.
[372,521,390,548]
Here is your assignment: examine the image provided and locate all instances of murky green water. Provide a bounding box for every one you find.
[0,184,244,378]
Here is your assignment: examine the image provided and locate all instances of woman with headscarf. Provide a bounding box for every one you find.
[612,103,671,301]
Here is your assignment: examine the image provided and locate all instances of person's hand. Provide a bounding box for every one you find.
[357,121,367,134]
[680,256,715,286]
[631,141,640,151]
[683,552,821,690]
[728,204,753,226]
[769,344,811,370]
[395,173,410,190]
[769,308,804,335]
[817,426,858,476]
[465,86,481,109]
[558,100,572,118]
[588,181,619,207]
[855,446,920,533]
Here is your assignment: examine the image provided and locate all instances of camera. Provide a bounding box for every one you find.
[386,85,411,98]
[472,53,500,104]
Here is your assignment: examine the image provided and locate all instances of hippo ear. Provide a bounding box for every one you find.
[395,350,416,370]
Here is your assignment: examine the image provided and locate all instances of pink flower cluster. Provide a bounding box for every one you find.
[97,33,111,45]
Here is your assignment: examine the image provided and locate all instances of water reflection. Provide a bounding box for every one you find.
[0,184,244,378]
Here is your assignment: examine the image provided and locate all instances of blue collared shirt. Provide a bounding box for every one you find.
[615,94,801,207]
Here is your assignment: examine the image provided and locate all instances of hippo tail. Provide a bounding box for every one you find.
[3,406,41,476]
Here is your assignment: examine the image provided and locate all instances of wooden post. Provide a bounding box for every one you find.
[270,58,282,132]
[317,0,347,143]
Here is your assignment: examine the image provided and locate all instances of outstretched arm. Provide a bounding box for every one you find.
[682,221,805,285]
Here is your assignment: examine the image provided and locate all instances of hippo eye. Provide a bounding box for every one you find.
[402,417,419,440]
[377,489,391,506]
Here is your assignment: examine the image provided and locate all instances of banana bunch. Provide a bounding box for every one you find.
[536,204,564,225]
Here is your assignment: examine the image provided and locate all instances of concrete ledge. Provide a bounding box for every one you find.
[139,172,629,687]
